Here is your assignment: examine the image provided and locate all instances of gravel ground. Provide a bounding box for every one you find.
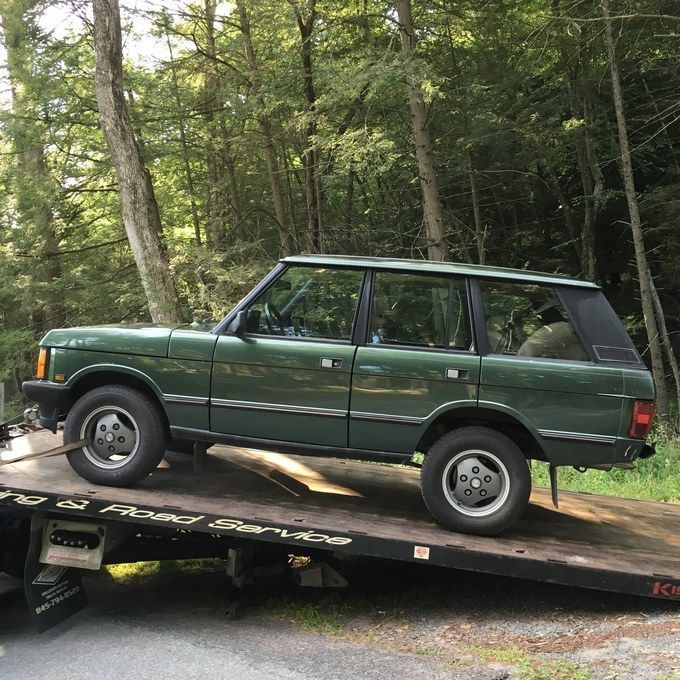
[1,557,678,680]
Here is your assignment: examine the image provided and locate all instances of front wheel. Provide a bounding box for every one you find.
[65,385,167,486]
[421,426,531,535]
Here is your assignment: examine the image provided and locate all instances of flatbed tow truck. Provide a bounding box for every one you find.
[1,427,678,632]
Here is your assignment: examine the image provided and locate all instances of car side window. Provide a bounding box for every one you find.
[479,281,589,361]
[246,267,363,341]
[369,272,473,350]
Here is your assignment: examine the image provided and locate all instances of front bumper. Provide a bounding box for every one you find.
[21,381,70,432]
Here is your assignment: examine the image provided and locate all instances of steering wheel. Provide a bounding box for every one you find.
[264,301,286,334]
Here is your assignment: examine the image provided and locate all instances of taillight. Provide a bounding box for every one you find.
[629,400,655,439]
[36,347,49,380]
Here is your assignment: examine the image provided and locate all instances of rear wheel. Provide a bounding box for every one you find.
[421,426,531,535]
[65,385,167,486]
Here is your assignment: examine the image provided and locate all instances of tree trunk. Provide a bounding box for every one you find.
[394,0,448,262]
[648,268,680,428]
[92,0,182,323]
[552,0,597,280]
[466,150,485,264]
[574,141,597,280]
[281,146,300,251]
[163,22,202,246]
[583,95,606,214]
[290,0,322,253]
[601,0,668,418]
[236,0,293,256]
[220,124,245,244]
[201,0,228,250]
[642,77,680,173]
[345,168,355,235]
[1,0,62,323]
[551,178,583,265]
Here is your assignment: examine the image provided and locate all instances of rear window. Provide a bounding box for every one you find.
[479,281,589,362]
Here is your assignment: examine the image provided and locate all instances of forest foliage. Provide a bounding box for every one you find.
[0,0,679,420]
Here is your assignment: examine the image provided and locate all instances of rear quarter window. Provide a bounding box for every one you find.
[479,281,589,362]
[558,288,645,367]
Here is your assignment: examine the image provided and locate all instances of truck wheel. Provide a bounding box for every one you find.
[421,427,530,536]
[64,385,167,486]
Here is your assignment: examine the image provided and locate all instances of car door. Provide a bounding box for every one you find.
[210,265,365,447]
[349,271,480,455]
[474,278,624,466]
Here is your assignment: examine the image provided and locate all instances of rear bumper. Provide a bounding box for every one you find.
[576,440,655,471]
[21,381,70,433]
[614,437,655,463]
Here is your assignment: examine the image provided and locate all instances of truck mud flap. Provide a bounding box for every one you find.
[23,513,88,632]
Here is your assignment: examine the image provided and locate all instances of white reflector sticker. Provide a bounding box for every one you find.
[32,564,68,586]
[46,547,90,567]
[413,545,430,560]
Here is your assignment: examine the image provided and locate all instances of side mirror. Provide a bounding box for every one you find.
[232,310,248,336]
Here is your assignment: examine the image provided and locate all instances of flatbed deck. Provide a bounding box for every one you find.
[1,430,679,600]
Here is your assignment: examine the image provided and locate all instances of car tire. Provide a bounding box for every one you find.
[64,385,167,486]
[421,426,531,536]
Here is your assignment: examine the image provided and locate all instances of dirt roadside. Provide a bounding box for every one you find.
[260,555,680,679]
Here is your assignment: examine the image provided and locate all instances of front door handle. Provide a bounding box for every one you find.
[320,357,343,369]
[445,368,469,380]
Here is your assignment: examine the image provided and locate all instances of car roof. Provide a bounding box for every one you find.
[281,255,599,289]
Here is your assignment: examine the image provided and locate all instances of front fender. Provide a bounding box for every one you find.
[25,364,168,433]
[65,363,165,401]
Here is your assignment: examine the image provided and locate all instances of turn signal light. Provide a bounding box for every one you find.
[629,400,655,439]
[36,347,49,380]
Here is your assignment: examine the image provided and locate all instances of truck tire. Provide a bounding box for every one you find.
[64,385,167,486]
[421,426,531,535]
[0,513,29,579]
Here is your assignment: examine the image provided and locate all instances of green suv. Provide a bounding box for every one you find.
[23,255,656,535]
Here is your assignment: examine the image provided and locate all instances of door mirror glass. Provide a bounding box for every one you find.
[232,310,248,336]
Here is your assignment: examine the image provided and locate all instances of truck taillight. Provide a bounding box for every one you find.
[36,347,49,380]
[629,400,654,439]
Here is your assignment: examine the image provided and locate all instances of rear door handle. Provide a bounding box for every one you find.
[320,357,343,369]
[445,368,469,380]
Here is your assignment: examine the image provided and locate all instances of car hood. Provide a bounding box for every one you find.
[41,323,188,358]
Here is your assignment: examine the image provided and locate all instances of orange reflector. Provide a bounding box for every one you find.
[36,347,49,380]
